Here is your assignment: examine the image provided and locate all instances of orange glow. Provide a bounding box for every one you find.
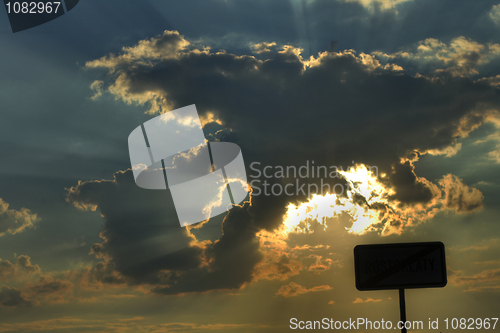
[282,164,392,235]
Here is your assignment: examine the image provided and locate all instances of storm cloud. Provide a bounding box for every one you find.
[62,30,499,295]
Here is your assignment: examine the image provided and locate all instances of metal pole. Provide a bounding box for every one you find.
[399,289,407,333]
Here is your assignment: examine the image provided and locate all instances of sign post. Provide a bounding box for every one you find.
[399,289,406,333]
[354,242,447,333]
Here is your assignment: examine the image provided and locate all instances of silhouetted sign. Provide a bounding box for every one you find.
[354,242,447,291]
[3,0,79,33]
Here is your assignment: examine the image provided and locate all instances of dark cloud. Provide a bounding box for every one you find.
[388,161,437,204]
[69,30,499,294]
[29,277,72,295]
[153,0,500,58]
[67,170,263,294]
[67,171,201,285]
[0,286,38,307]
[87,31,500,182]
[153,201,262,295]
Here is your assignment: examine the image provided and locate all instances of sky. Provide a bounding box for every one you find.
[0,0,500,332]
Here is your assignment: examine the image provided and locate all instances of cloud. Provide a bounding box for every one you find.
[343,0,412,11]
[476,75,500,87]
[0,260,15,280]
[66,171,204,283]
[84,31,500,176]
[67,170,263,295]
[438,174,484,212]
[0,255,40,281]
[0,318,254,332]
[276,282,331,297]
[76,30,499,295]
[0,286,38,307]
[29,276,72,295]
[86,30,191,70]
[472,114,500,163]
[459,245,490,252]
[307,255,335,273]
[252,252,303,282]
[489,4,500,25]
[0,198,39,237]
[252,228,339,282]
[0,256,73,305]
[387,161,439,204]
[90,80,104,100]
[373,36,500,77]
[449,268,500,292]
[21,276,74,304]
[259,163,484,238]
[251,42,277,54]
[353,297,382,303]
[15,255,41,274]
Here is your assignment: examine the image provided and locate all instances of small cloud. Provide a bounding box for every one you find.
[199,111,223,127]
[328,300,335,305]
[118,316,145,322]
[424,143,462,157]
[353,297,382,303]
[476,74,500,87]
[308,255,335,273]
[276,282,331,297]
[15,255,41,274]
[373,36,500,77]
[86,30,191,70]
[465,286,500,292]
[458,245,490,252]
[472,115,500,163]
[90,80,104,100]
[343,0,412,11]
[250,42,277,54]
[0,198,39,237]
[449,268,500,291]
[489,4,500,25]
[439,174,483,213]
[474,260,500,265]
[29,276,72,295]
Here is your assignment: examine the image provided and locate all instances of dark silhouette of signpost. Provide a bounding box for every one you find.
[354,242,447,333]
[399,289,407,333]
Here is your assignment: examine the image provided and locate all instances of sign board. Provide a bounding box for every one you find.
[354,242,447,291]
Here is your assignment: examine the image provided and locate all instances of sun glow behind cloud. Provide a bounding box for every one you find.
[253,162,483,282]
[258,162,483,249]
[281,165,392,235]
[253,165,390,282]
